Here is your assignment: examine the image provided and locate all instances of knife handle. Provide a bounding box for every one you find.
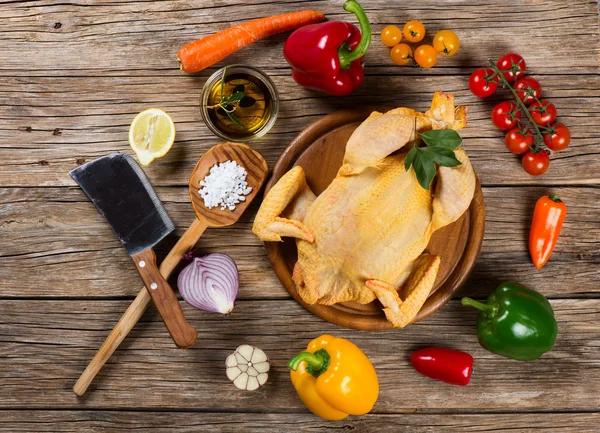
[131,249,198,348]
[73,218,208,396]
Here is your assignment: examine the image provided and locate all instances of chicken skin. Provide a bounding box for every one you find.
[253,92,475,327]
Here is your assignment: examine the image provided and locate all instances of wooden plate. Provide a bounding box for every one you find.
[264,108,485,331]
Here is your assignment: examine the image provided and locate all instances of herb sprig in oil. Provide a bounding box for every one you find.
[206,67,249,127]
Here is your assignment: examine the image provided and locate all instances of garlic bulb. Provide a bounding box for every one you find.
[226,345,270,391]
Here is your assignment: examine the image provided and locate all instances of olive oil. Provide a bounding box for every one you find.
[206,72,275,140]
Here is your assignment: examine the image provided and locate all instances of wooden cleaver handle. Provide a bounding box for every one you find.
[132,249,198,349]
[73,218,207,396]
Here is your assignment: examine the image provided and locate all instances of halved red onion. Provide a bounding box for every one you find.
[177,253,239,314]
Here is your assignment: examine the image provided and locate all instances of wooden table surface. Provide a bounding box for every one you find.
[1,1,599,431]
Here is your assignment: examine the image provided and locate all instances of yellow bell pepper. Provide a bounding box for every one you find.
[287,335,379,420]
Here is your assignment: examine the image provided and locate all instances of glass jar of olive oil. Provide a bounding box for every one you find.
[200,65,279,142]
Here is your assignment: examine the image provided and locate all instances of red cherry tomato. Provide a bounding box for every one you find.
[491,101,522,130]
[469,68,499,98]
[529,99,557,126]
[543,123,571,151]
[505,127,534,154]
[514,77,542,105]
[497,53,526,82]
[522,150,550,176]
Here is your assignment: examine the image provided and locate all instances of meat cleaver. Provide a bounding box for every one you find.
[70,154,197,348]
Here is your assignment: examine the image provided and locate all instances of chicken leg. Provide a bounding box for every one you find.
[366,254,440,328]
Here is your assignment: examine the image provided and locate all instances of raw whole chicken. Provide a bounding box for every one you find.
[253,92,476,327]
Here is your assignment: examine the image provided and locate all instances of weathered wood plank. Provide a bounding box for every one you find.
[1,186,597,298]
[0,74,598,187]
[1,0,599,427]
[1,410,599,433]
[0,0,598,74]
[0,299,598,411]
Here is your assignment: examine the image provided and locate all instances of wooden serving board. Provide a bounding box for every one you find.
[264,108,486,331]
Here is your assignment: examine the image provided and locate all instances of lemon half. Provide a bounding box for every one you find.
[129,108,175,165]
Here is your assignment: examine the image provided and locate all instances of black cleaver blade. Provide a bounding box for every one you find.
[70,154,197,348]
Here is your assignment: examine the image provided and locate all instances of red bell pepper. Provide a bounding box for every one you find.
[283,0,372,96]
[410,348,473,386]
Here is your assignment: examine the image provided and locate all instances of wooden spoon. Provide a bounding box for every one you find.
[73,142,268,396]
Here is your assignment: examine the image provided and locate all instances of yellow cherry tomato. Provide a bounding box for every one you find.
[403,20,425,43]
[380,25,402,47]
[433,30,460,56]
[390,43,412,66]
[414,45,438,68]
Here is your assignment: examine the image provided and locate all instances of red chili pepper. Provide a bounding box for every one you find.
[529,194,567,269]
[410,348,473,386]
[283,0,372,96]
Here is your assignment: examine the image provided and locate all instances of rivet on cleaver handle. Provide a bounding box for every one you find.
[132,249,197,348]
[70,154,197,348]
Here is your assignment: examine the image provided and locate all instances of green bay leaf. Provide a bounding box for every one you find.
[421,129,462,149]
[412,152,436,190]
[422,146,462,167]
[404,145,418,171]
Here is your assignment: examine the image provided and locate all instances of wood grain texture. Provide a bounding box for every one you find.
[0,0,597,75]
[1,186,597,299]
[73,287,151,397]
[1,411,600,433]
[1,74,599,187]
[73,218,208,396]
[131,249,197,348]
[0,299,599,411]
[0,0,599,430]
[189,142,268,227]
[74,143,267,395]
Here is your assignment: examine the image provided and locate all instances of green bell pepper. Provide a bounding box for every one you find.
[461,282,558,361]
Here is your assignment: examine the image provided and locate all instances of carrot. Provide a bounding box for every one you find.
[177,10,325,73]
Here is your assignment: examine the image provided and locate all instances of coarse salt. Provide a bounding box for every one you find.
[199,160,252,211]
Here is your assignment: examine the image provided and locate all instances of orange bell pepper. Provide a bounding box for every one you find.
[529,194,567,269]
[287,335,379,420]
